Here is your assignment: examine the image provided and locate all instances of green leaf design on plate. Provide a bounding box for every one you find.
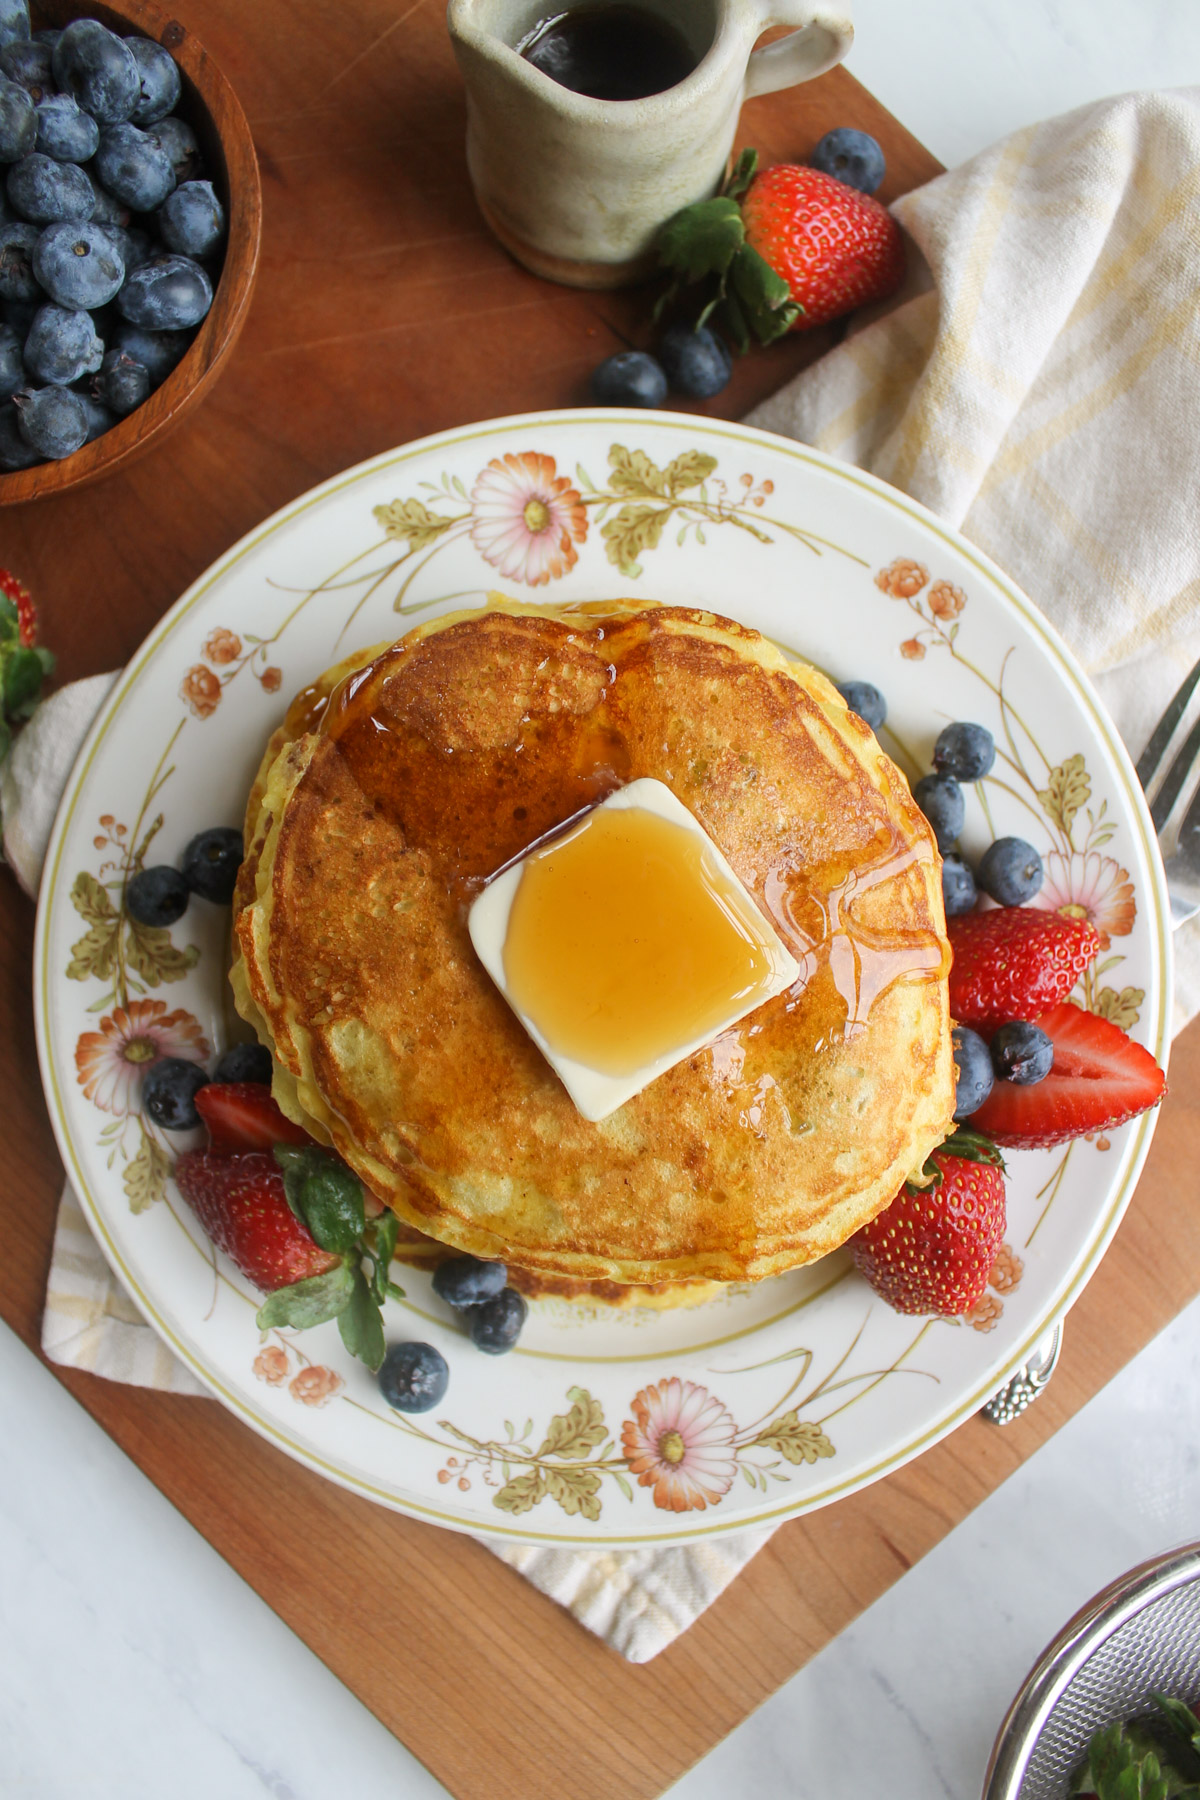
[601,503,667,579]
[493,1469,546,1516]
[123,1125,169,1214]
[535,1386,606,1461]
[1039,753,1090,838]
[752,1410,835,1465]
[124,918,200,987]
[542,1464,602,1521]
[1092,985,1145,1030]
[372,496,456,548]
[608,444,669,499]
[663,450,717,492]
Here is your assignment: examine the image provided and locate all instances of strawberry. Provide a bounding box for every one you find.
[740,162,906,331]
[176,1150,340,1291]
[194,1081,312,1154]
[851,1130,1007,1316]
[655,147,904,352]
[0,569,36,646]
[970,1003,1166,1148]
[948,909,1103,1032]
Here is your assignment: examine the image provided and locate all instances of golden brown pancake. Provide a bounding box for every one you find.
[233,598,954,1286]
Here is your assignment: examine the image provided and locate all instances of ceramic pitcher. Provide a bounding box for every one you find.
[447,0,854,288]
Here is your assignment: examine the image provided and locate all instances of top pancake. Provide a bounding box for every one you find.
[233,598,954,1285]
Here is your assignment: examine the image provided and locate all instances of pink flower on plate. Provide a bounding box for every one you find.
[203,626,242,665]
[289,1366,344,1407]
[180,664,221,718]
[1028,850,1136,949]
[928,580,966,620]
[253,1346,290,1385]
[900,637,926,661]
[469,451,588,586]
[621,1377,738,1513]
[75,1000,210,1116]
[875,557,928,599]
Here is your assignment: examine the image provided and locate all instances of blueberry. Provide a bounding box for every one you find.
[111,319,188,384]
[836,679,886,730]
[952,1025,994,1120]
[23,304,103,387]
[590,350,668,408]
[0,216,35,297]
[33,220,124,309]
[990,1020,1054,1085]
[0,0,28,54]
[0,39,51,100]
[432,1256,509,1309]
[213,1042,274,1085]
[933,721,995,782]
[34,94,100,164]
[93,121,176,211]
[117,254,211,330]
[123,35,181,125]
[125,863,189,926]
[7,153,94,224]
[0,398,36,465]
[80,168,129,226]
[158,180,225,259]
[978,836,1043,906]
[941,852,977,917]
[93,347,149,414]
[378,1341,449,1413]
[912,772,964,851]
[75,388,115,442]
[52,20,140,124]
[141,1055,209,1130]
[32,28,59,51]
[0,319,21,396]
[657,323,732,399]
[13,383,87,457]
[0,74,34,163]
[104,223,151,274]
[810,127,886,195]
[180,826,242,902]
[145,114,202,184]
[466,1286,527,1354]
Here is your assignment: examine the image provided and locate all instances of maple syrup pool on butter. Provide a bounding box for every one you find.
[516,5,698,100]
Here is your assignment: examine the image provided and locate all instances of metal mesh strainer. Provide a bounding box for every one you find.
[983,1544,1200,1799]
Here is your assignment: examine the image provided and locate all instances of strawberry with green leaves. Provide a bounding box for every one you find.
[850,1129,1007,1317]
[0,568,54,763]
[656,148,905,351]
[176,1082,402,1371]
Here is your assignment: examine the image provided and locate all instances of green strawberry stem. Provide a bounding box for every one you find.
[908,1125,1007,1192]
[654,146,803,352]
[257,1146,404,1370]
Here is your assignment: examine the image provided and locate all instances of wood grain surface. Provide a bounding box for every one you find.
[2,6,1194,1798]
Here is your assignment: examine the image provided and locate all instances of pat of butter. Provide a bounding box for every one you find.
[468,777,799,1121]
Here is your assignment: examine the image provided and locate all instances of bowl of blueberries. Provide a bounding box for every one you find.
[0,0,261,499]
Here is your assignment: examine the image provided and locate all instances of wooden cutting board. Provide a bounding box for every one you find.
[4,5,1197,1795]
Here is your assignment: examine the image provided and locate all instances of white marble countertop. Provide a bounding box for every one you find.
[5,4,1200,1796]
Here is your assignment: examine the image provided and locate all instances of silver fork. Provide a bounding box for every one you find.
[983,653,1200,1424]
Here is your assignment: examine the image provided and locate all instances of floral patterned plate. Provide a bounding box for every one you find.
[34,411,1171,1547]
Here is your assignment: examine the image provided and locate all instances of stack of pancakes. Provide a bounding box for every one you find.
[231,598,954,1302]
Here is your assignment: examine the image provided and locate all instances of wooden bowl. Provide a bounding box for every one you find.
[0,0,262,504]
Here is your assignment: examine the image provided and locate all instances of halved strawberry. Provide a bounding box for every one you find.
[176,1149,340,1290]
[948,909,1103,1032]
[970,1003,1166,1148]
[194,1082,312,1154]
[851,1132,1007,1316]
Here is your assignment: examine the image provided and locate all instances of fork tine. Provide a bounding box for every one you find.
[1150,712,1200,833]
[1136,654,1200,791]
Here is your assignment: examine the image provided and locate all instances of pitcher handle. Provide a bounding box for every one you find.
[744,3,854,99]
